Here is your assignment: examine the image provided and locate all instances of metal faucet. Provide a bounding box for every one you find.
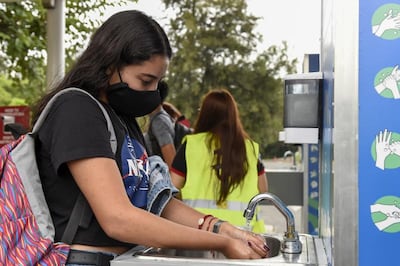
[243,192,302,254]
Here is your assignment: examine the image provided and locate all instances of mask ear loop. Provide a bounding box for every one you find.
[117,70,124,83]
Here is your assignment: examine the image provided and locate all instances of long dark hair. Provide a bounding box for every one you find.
[33,10,172,123]
[194,88,251,205]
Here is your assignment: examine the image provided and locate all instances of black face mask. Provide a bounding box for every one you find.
[107,82,161,117]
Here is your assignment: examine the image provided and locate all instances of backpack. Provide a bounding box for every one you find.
[147,112,192,157]
[0,88,116,265]
[173,120,193,149]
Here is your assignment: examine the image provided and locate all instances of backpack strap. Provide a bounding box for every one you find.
[61,193,91,244]
[33,87,117,244]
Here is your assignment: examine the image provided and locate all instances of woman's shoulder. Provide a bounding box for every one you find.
[49,89,107,119]
[52,89,101,108]
[41,89,109,133]
[244,138,260,156]
[245,138,259,145]
[186,132,208,139]
[185,132,212,146]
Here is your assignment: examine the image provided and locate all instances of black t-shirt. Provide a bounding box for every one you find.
[36,91,146,247]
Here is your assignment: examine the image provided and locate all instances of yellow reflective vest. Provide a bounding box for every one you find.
[181,133,265,233]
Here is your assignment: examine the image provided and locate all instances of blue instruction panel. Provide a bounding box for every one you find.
[307,143,319,235]
[359,1,400,264]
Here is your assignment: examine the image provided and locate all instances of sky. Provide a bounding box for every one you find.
[102,0,322,73]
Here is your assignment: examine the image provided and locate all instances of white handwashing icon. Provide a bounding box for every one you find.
[372,9,400,38]
[375,65,400,99]
[370,203,400,231]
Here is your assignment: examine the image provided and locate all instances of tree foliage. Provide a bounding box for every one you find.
[0,0,132,106]
[0,0,297,156]
[162,0,297,154]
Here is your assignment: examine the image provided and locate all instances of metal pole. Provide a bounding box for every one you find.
[45,0,65,90]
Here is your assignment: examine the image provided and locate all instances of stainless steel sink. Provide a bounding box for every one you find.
[112,193,327,265]
[111,234,328,266]
[133,235,281,259]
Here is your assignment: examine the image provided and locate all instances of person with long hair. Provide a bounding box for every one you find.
[33,10,269,266]
[171,88,268,233]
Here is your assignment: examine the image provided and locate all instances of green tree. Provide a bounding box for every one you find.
[162,0,297,154]
[0,0,133,106]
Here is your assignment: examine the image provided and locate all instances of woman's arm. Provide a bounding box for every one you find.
[68,157,268,258]
[170,171,185,190]
[161,197,269,257]
[170,171,185,200]
[258,173,268,193]
[170,142,187,190]
[160,143,176,169]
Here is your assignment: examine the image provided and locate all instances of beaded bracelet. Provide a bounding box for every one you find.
[198,214,214,229]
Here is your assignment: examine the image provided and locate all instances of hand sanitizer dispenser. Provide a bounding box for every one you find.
[279,72,323,144]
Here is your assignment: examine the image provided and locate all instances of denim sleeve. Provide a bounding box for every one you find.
[147,155,179,215]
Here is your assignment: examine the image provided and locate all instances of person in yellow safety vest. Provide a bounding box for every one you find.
[170,88,269,233]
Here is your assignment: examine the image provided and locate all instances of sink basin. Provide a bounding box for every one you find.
[111,234,328,266]
[136,235,281,259]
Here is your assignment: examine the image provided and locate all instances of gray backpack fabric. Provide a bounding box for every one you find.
[32,88,117,242]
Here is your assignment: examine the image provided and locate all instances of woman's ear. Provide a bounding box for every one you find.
[105,66,114,75]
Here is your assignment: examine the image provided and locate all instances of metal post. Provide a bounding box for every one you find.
[45,0,65,90]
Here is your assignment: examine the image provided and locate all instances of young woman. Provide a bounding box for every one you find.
[170,89,269,233]
[33,10,269,266]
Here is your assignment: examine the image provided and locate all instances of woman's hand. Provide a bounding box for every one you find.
[218,222,270,258]
[221,237,266,259]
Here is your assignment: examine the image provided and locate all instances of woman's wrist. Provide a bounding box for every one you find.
[215,221,241,239]
[212,219,226,234]
[197,215,228,233]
